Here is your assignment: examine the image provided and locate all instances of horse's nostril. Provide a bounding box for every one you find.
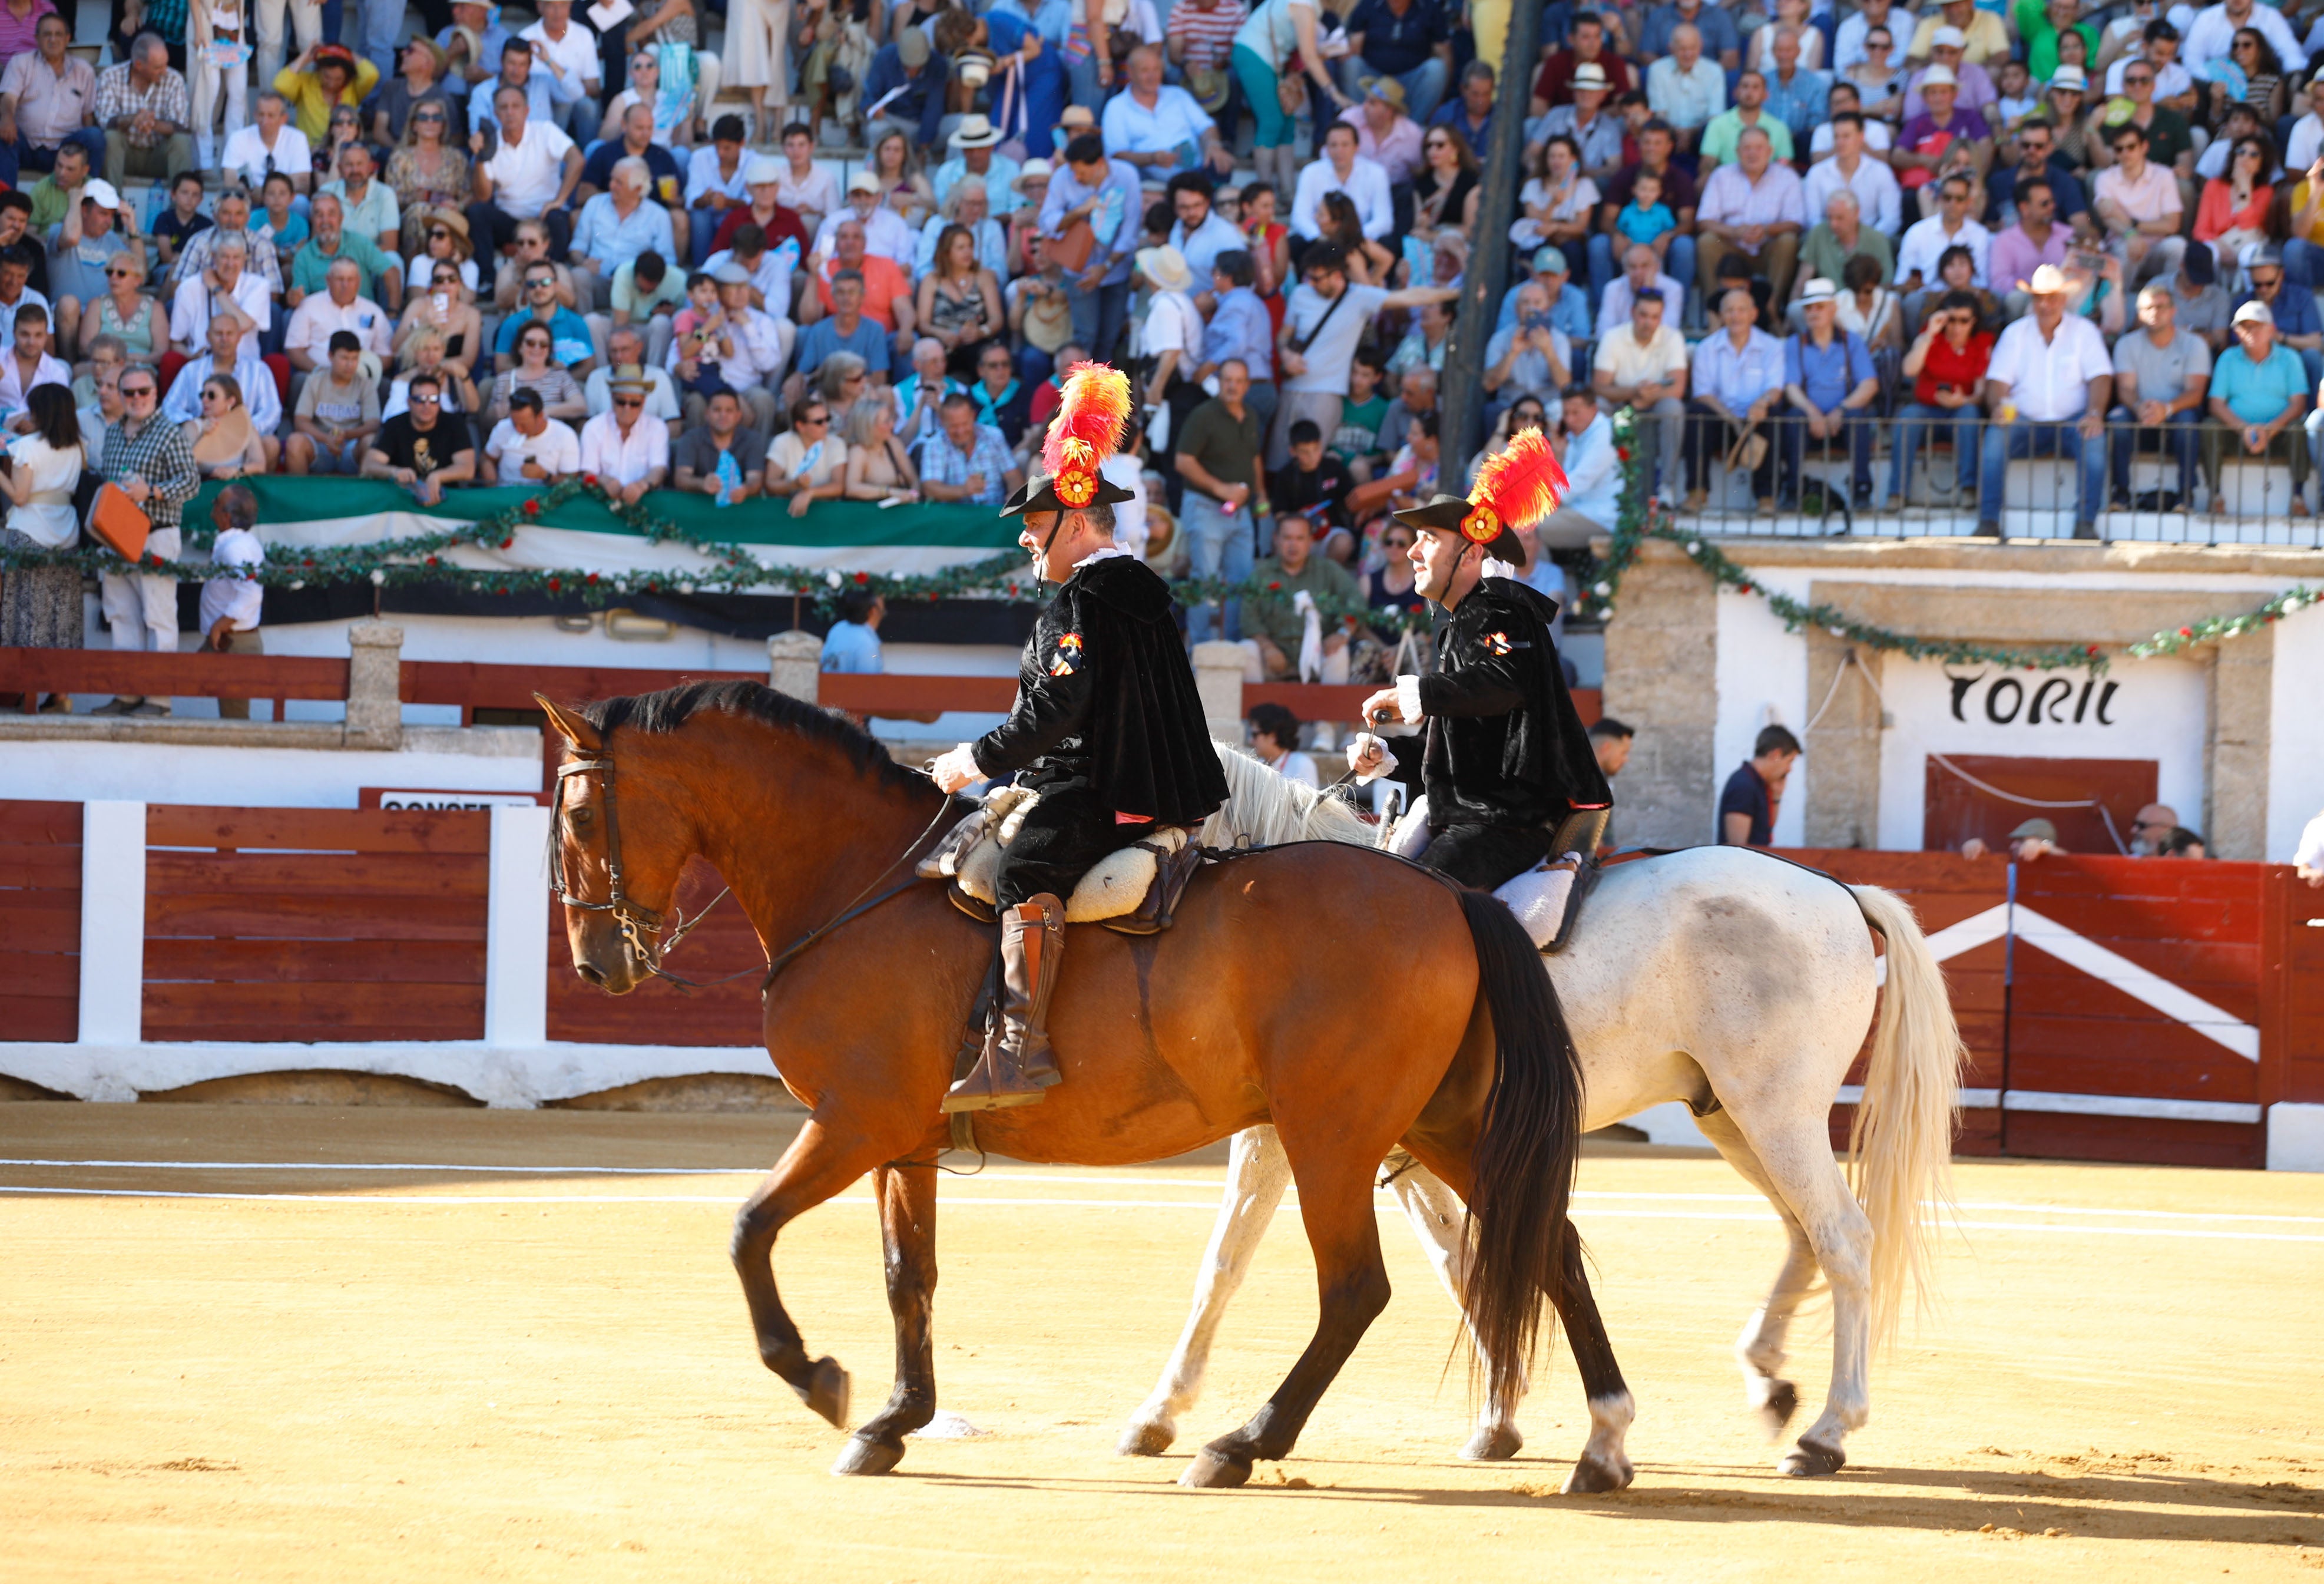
[577,961,606,986]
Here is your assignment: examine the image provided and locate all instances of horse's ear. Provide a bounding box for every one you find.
[535,694,603,752]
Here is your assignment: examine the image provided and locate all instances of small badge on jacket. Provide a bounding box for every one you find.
[1048,633,1085,676]
[1484,630,1529,656]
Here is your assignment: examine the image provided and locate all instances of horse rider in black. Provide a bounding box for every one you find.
[930,366,1229,1113]
[1352,435,1613,900]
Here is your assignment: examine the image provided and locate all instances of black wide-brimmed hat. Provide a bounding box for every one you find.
[1001,467,1139,517]
[1392,493,1531,570]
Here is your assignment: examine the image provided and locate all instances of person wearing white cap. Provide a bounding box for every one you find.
[1901,25,1997,120]
[2209,297,2311,512]
[1976,262,2114,537]
[935,117,1024,218]
[1894,67,1994,221]
[1777,277,1879,507]
[1906,0,2008,68]
[812,168,916,266]
[45,180,138,356]
[1135,243,1204,449]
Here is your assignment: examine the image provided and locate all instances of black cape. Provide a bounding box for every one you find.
[1417,577,1612,830]
[971,555,1230,826]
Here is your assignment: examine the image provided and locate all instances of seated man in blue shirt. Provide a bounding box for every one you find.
[1719,725,1799,847]
[1496,246,1591,341]
[1780,277,1881,508]
[1195,249,1277,435]
[2208,299,2310,513]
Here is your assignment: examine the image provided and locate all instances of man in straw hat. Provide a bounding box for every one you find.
[935,115,1022,216]
[1349,431,1613,915]
[1977,260,2113,537]
[929,364,1229,1112]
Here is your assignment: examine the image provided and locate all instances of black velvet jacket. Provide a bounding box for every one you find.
[1417,577,1613,830]
[971,554,1230,826]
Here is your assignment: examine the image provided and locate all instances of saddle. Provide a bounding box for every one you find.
[917,787,1207,935]
[1383,796,1603,954]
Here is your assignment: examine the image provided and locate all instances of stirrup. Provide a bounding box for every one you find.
[1103,833,1203,935]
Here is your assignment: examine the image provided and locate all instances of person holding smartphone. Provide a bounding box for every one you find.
[1889,287,1992,505]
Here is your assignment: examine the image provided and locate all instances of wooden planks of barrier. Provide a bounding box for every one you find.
[0,801,81,1046]
[143,806,491,1044]
[545,856,770,1048]
[0,646,347,704]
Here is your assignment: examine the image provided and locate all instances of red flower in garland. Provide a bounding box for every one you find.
[2085,644,2099,656]
[425,555,440,567]
[1267,580,1282,591]
[302,558,314,567]
[854,570,870,585]
[1614,447,1631,461]
[581,472,599,488]
[2179,626,2194,638]
[520,500,541,518]
[585,573,599,585]
[547,578,561,591]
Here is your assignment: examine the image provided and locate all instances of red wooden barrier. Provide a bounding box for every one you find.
[0,800,81,1043]
[0,646,348,704]
[2263,868,2324,1107]
[545,856,769,1047]
[143,806,490,1043]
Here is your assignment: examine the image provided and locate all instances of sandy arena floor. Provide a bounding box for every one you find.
[3,1103,2321,1582]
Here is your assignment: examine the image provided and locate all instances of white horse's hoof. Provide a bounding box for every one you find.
[1117,1418,1177,1457]
[830,1435,904,1476]
[1561,1451,1634,1494]
[1458,1423,1525,1461]
[1756,1379,1800,1440]
[1778,1438,1846,1477]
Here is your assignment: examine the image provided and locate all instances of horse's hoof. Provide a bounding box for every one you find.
[1177,1448,1253,1489]
[830,1435,903,1477]
[1778,1438,1846,1477]
[1459,1423,1525,1461]
[1757,1380,1800,1440]
[1561,1453,1635,1494]
[798,1355,851,1430]
[1117,1419,1177,1457]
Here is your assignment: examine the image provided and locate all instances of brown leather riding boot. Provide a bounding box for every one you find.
[941,894,1066,1113]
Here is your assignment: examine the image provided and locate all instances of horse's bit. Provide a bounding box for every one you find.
[551,743,961,994]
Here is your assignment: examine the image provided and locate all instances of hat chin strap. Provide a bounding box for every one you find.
[1426,540,1485,610]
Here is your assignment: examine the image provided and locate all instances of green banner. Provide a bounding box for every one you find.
[196,477,1019,550]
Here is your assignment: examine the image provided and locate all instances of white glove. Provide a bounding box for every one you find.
[930,743,985,793]
[1346,731,1398,785]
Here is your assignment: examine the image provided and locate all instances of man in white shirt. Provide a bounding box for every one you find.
[1695,126,1807,305]
[773,128,840,230]
[517,0,602,140]
[2180,0,2305,79]
[1289,122,1393,243]
[810,170,916,264]
[1977,263,2114,537]
[467,85,582,272]
[1595,242,1685,337]
[285,256,392,372]
[2285,76,2324,174]
[585,323,683,437]
[1593,290,1689,501]
[580,376,671,502]
[686,117,754,268]
[221,90,313,194]
[1803,111,1903,237]
[1896,171,1992,321]
[1101,44,1233,176]
[171,233,272,361]
[164,313,284,444]
[484,386,583,481]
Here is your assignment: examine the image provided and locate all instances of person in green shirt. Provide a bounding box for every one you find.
[287,191,401,310]
[1697,71,1796,175]
[1244,512,1362,683]
[1333,350,1392,477]
[2015,0,2098,85]
[27,141,90,236]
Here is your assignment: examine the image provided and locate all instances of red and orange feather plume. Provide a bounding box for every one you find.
[1041,362,1134,507]
[1462,427,1568,545]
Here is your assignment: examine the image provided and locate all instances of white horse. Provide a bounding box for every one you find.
[1130,748,1967,1480]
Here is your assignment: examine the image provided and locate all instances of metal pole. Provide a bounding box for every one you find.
[1438,4,1544,481]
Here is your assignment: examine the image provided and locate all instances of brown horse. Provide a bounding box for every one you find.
[538,680,1633,1492]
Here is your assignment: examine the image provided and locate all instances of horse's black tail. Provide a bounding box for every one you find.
[1455,888,1585,1415]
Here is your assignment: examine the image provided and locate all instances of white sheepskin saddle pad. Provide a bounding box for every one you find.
[1494,862,1577,951]
[918,787,1186,923]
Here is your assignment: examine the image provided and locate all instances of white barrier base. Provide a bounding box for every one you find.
[2267,1102,2324,1172]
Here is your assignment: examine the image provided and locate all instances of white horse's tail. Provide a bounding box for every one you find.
[1846,884,1968,1352]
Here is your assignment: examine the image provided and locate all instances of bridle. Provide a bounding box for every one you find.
[550,738,961,994]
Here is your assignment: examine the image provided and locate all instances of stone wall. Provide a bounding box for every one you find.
[1599,545,1718,848]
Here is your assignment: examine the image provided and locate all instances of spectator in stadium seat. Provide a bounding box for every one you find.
[481,386,582,484]
[466,84,583,282]
[1243,512,1359,683]
[2093,120,2184,285]
[1719,724,1800,847]
[1268,416,1353,547]
[766,394,855,516]
[1698,69,1794,176]
[1593,290,1688,501]
[1272,241,1456,468]
[1977,263,2112,538]
[1778,278,1879,508]
[570,156,678,316]
[1247,700,1320,789]
[1804,114,1902,242]
[1643,27,1723,153]
[2108,282,2207,508]
[365,369,476,502]
[1174,356,1263,641]
[1533,9,1631,114]
[1792,192,1894,330]
[290,192,399,312]
[580,375,671,502]
[1695,125,1806,308]
[1961,816,2064,860]
[672,386,767,505]
[164,313,283,454]
[287,330,381,474]
[1641,0,1742,71]
[1889,287,1991,505]
[2204,299,2309,515]
[1538,381,1621,546]
[1682,285,1785,510]
[1104,44,1233,177]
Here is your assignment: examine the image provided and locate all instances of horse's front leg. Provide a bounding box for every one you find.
[833,1158,941,1476]
[730,1115,891,1433]
[1385,1159,1526,1461]
[1119,1125,1293,1456]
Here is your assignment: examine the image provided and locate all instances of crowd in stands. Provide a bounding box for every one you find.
[18,0,2324,703]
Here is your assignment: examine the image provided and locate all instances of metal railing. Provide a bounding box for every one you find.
[1630,410,2324,547]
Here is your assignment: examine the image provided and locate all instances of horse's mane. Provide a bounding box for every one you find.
[581,679,928,794]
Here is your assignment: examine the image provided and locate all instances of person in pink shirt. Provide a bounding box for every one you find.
[1989,176,2075,315]
[0,0,54,74]
[1339,77,1423,186]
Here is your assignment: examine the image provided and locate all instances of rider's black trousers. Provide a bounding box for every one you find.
[993,781,1144,909]
[1415,822,1554,893]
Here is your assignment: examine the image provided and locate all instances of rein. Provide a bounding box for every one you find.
[551,743,959,995]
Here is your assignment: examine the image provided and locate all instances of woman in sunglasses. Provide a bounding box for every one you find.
[388,105,475,257]
[78,250,167,371]
[1408,126,1479,254]
[489,322,587,424]
[374,36,462,150]
[188,375,269,480]
[1889,287,1992,506]
[2194,137,2283,271]
[395,260,484,392]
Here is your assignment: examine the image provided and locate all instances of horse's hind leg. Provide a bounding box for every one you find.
[833,1160,940,1476]
[1550,1218,1636,1494]
[1384,1159,1527,1461]
[1120,1125,1293,1457]
[1180,1158,1391,1490]
[730,1116,891,1434]
[1704,1098,1875,1476]
[1695,1107,1820,1440]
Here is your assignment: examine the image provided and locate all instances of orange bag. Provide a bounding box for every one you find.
[88,482,151,563]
